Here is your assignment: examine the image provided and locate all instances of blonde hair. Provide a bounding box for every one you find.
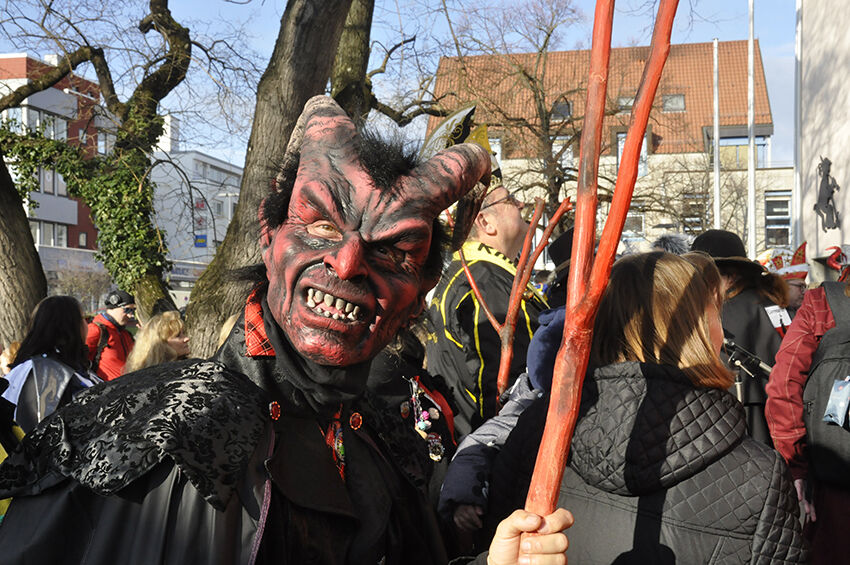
[0,341,20,375]
[591,251,734,389]
[123,311,186,374]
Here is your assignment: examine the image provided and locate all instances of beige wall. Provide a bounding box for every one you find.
[800,0,850,261]
[504,150,792,254]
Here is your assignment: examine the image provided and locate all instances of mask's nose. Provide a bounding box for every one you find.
[324,235,368,283]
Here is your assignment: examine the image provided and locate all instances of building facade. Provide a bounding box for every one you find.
[150,119,242,307]
[430,40,793,255]
[797,1,850,281]
[1,54,245,310]
[0,53,108,311]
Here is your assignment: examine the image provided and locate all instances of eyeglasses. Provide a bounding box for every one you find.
[123,306,136,317]
[482,192,522,210]
[787,281,807,290]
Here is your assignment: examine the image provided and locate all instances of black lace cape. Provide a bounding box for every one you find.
[0,359,268,511]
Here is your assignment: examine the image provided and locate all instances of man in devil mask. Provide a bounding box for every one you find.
[0,97,570,564]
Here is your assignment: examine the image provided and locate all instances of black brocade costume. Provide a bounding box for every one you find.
[0,289,447,564]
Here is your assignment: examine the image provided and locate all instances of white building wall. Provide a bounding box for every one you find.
[800,0,850,263]
[150,150,242,267]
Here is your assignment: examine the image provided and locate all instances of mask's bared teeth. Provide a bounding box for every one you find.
[323,293,334,307]
[307,296,316,308]
[353,305,361,317]
[314,289,325,303]
[345,302,354,313]
[335,298,345,311]
[347,312,356,321]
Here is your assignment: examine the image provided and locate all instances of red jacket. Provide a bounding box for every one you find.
[765,286,835,480]
[86,313,134,381]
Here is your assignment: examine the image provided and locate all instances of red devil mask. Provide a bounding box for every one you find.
[260,96,490,367]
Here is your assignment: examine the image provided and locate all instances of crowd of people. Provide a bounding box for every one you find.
[0,95,839,563]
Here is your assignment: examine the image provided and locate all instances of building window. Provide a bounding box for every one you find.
[97,131,115,155]
[231,200,238,217]
[55,224,67,247]
[2,107,23,132]
[78,232,88,248]
[681,193,709,234]
[194,160,206,179]
[23,109,66,140]
[765,190,791,246]
[41,168,55,194]
[617,96,634,114]
[56,172,67,196]
[553,136,573,170]
[213,200,224,216]
[78,128,87,145]
[52,116,67,141]
[623,212,644,236]
[25,107,40,131]
[488,137,502,164]
[29,220,38,244]
[662,94,685,112]
[617,132,648,177]
[551,101,571,120]
[41,222,54,246]
[713,136,768,169]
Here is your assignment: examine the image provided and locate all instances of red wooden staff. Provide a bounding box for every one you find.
[458,194,574,405]
[524,0,681,515]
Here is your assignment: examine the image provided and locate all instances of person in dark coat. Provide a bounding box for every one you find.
[2,295,100,433]
[487,252,807,563]
[691,229,790,446]
[0,96,570,565]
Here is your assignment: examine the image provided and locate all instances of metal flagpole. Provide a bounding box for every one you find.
[714,38,721,229]
[747,0,756,257]
[793,0,802,247]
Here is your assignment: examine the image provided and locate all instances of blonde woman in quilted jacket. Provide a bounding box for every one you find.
[487,252,808,564]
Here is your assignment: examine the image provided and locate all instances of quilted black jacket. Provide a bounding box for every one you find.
[488,361,808,564]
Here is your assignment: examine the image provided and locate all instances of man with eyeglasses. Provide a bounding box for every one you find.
[425,185,548,440]
[86,289,137,380]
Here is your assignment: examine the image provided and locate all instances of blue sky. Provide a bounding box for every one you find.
[9,0,797,166]
[177,0,796,166]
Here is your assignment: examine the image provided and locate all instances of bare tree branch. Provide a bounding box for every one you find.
[0,45,96,112]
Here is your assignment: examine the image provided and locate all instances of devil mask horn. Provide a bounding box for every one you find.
[269,96,490,242]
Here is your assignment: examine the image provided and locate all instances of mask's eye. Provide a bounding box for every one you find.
[306,220,342,241]
[373,243,405,265]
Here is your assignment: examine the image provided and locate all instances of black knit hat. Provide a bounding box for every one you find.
[105,289,135,308]
[691,230,765,275]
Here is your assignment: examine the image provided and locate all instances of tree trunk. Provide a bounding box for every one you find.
[331,0,375,124]
[0,155,47,347]
[186,0,355,357]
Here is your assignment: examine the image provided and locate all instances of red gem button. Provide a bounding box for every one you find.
[349,411,363,430]
[269,401,281,421]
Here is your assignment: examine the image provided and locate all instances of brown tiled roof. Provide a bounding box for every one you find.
[428,40,772,157]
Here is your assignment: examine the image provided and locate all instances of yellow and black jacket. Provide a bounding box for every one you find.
[425,242,547,437]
